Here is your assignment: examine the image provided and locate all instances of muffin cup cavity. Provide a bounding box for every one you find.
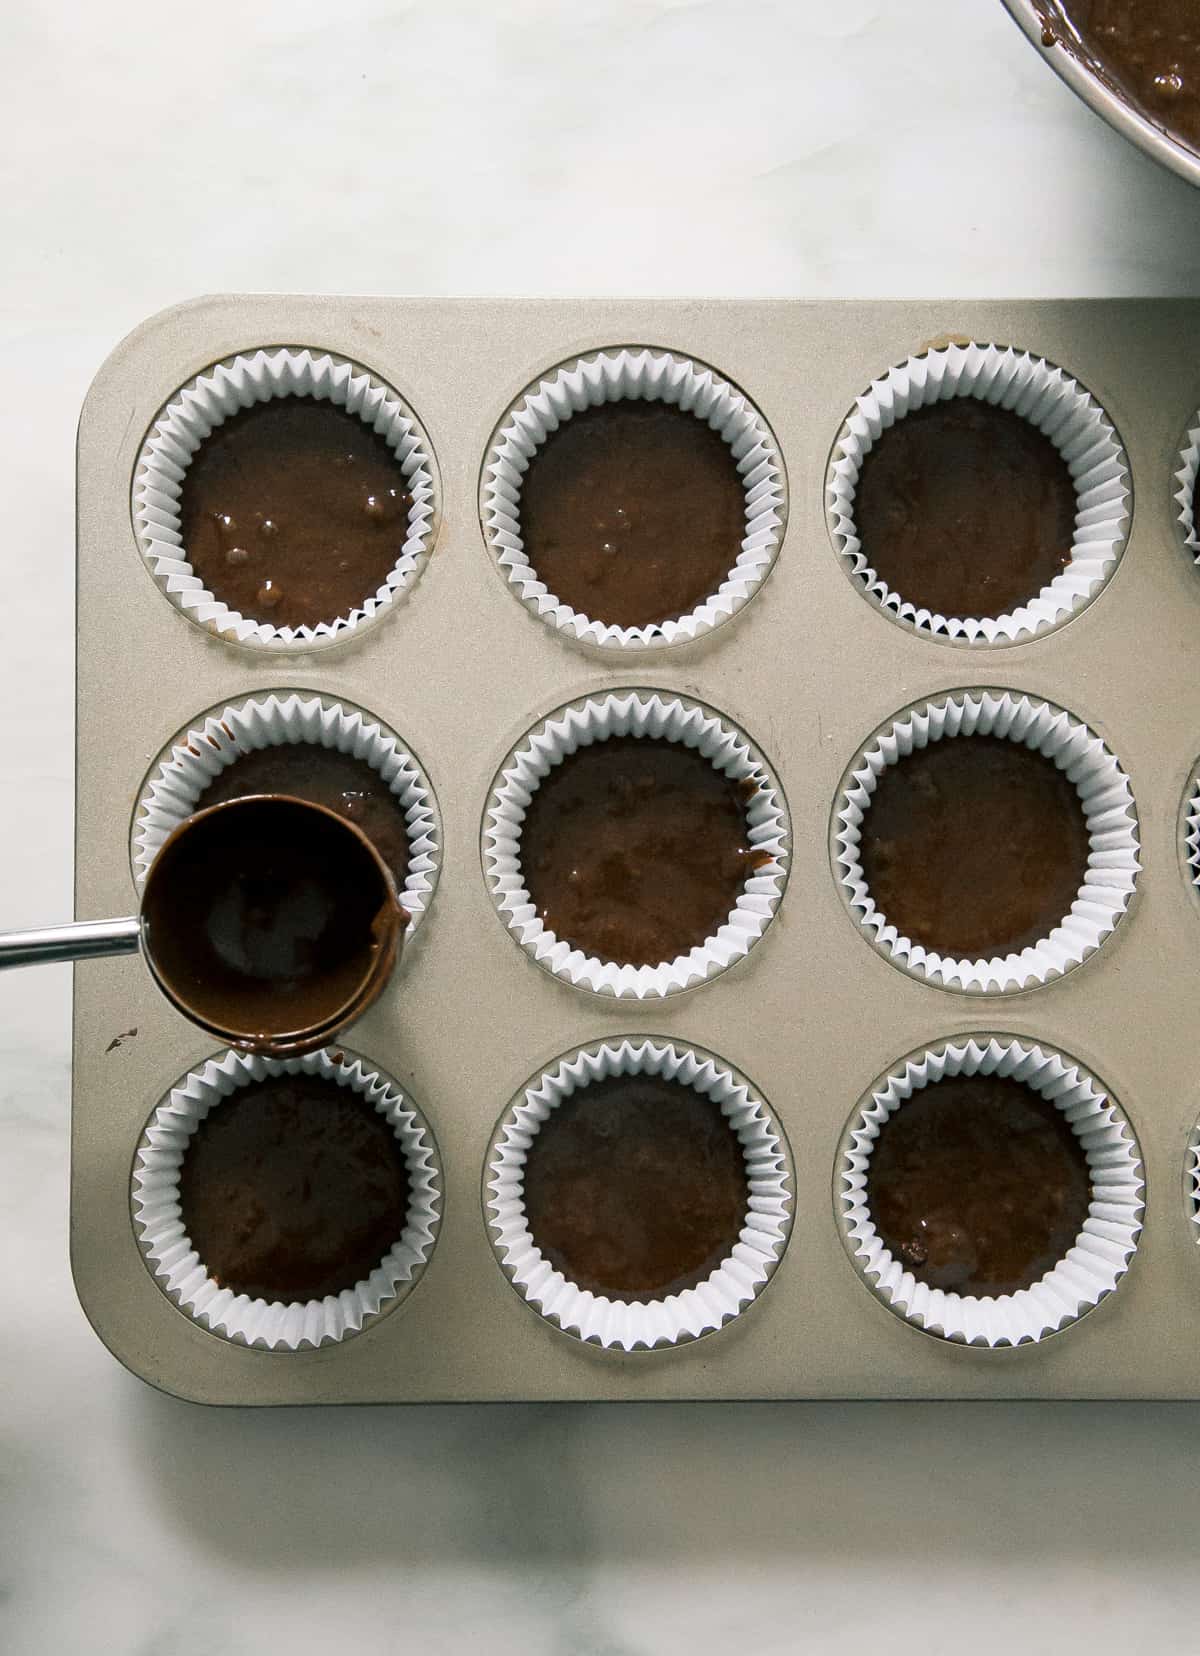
[826,343,1130,643]
[131,691,440,940]
[132,1047,441,1351]
[483,691,789,998]
[838,1036,1144,1347]
[1175,414,1200,560]
[480,348,786,650]
[834,689,1139,993]
[486,1038,793,1351]
[133,348,439,649]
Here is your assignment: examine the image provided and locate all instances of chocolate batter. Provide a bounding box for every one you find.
[866,1074,1091,1297]
[179,1072,409,1302]
[1048,2,1200,153]
[519,736,766,967]
[853,400,1076,618]
[521,1074,749,1302]
[859,734,1090,958]
[196,745,410,889]
[142,796,393,1041]
[179,399,413,629]
[517,401,747,628]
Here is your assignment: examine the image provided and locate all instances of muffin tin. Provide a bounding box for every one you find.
[73,296,1200,1403]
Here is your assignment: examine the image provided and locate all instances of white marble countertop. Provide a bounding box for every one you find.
[3,2,1199,1651]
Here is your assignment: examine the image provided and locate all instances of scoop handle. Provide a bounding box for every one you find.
[0,916,142,969]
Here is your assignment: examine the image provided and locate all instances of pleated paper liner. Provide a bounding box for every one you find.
[132,1047,442,1351]
[486,1037,793,1351]
[1183,760,1200,906]
[837,1036,1144,1347]
[826,342,1130,644]
[483,689,789,998]
[833,688,1140,993]
[133,347,439,648]
[1188,1119,1200,1244]
[1176,410,1200,561]
[481,347,786,650]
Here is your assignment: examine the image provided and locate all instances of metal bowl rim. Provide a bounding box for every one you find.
[1001,0,1200,189]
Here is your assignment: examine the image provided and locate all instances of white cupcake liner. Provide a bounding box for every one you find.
[826,342,1131,643]
[1174,415,1200,559]
[131,691,440,939]
[487,1038,793,1351]
[480,347,786,650]
[132,1046,441,1351]
[133,348,439,648]
[834,689,1139,993]
[483,691,789,998]
[1183,763,1200,891]
[838,1036,1144,1347]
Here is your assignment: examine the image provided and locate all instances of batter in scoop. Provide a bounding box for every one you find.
[196,743,411,890]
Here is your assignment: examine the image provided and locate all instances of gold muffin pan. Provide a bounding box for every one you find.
[74,296,1200,1403]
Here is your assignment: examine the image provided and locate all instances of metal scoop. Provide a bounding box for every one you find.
[0,794,407,1056]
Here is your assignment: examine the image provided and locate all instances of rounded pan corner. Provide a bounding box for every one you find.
[78,296,245,437]
[68,1231,244,1407]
